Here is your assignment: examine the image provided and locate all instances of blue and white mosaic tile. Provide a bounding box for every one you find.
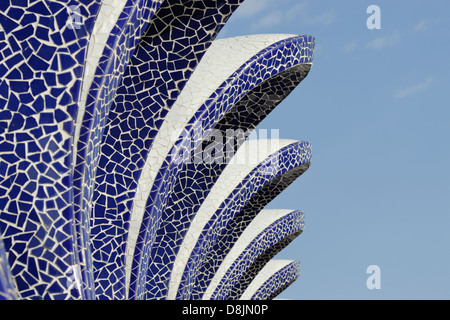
[204,209,305,300]
[0,236,17,300]
[0,0,102,300]
[0,0,315,300]
[240,260,301,300]
[168,140,311,300]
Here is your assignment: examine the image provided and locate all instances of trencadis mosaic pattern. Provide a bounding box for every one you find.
[0,0,315,300]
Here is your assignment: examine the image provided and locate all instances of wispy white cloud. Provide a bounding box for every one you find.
[366,32,401,50]
[395,77,433,99]
[248,1,336,31]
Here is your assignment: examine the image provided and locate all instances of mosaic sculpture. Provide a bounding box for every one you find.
[0,0,315,300]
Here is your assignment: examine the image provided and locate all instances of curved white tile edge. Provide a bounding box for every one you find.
[167,139,298,300]
[240,259,298,300]
[124,34,297,295]
[202,209,297,300]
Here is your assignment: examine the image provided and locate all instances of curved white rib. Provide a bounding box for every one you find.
[167,139,298,300]
[125,34,297,292]
[240,259,297,300]
[73,0,128,162]
[202,209,295,300]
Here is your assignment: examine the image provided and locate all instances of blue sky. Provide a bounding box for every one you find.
[218,0,450,299]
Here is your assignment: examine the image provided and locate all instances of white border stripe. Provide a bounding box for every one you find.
[167,139,298,299]
[124,34,296,293]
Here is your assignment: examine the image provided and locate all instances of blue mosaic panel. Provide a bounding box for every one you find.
[191,166,309,300]
[209,211,304,300]
[209,210,305,300]
[0,0,315,300]
[227,225,303,300]
[72,0,164,300]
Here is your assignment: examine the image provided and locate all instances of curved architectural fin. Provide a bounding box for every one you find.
[0,0,102,300]
[203,209,304,300]
[141,34,314,300]
[0,0,315,301]
[240,260,300,300]
[168,139,311,299]
[90,0,244,300]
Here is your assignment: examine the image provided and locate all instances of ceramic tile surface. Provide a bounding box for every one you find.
[0,0,315,300]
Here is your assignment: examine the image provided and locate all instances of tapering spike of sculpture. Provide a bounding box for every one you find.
[240,260,301,300]
[141,34,313,300]
[0,0,315,300]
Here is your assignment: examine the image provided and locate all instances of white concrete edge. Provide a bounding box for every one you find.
[73,0,129,165]
[202,209,297,300]
[239,259,298,300]
[124,34,297,295]
[167,139,298,300]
